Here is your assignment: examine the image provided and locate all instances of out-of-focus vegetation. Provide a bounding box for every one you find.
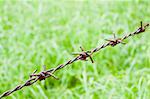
[0,0,150,99]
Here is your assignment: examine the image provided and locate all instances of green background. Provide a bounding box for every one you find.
[0,0,150,99]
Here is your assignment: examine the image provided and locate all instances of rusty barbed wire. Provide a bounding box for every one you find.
[0,21,149,98]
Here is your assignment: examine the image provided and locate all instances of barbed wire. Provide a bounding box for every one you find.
[0,22,149,98]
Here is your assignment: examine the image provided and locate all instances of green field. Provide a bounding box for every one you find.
[0,0,150,99]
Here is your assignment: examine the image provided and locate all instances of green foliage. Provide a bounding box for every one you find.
[0,0,150,99]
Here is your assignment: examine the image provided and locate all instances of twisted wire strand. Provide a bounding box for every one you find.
[0,22,149,98]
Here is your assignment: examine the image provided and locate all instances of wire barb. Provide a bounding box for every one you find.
[72,46,94,63]
[0,22,149,99]
[105,33,126,47]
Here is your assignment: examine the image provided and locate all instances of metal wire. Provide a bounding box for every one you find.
[0,22,149,98]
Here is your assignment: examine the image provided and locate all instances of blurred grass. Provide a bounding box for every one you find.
[0,0,150,99]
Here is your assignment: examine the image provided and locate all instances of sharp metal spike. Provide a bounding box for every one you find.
[80,46,84,51]
[89,56,94,63]
[140,21,143,28]
[113,33,116,39]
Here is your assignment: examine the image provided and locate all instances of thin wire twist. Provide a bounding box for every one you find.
[0,21,149,98]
